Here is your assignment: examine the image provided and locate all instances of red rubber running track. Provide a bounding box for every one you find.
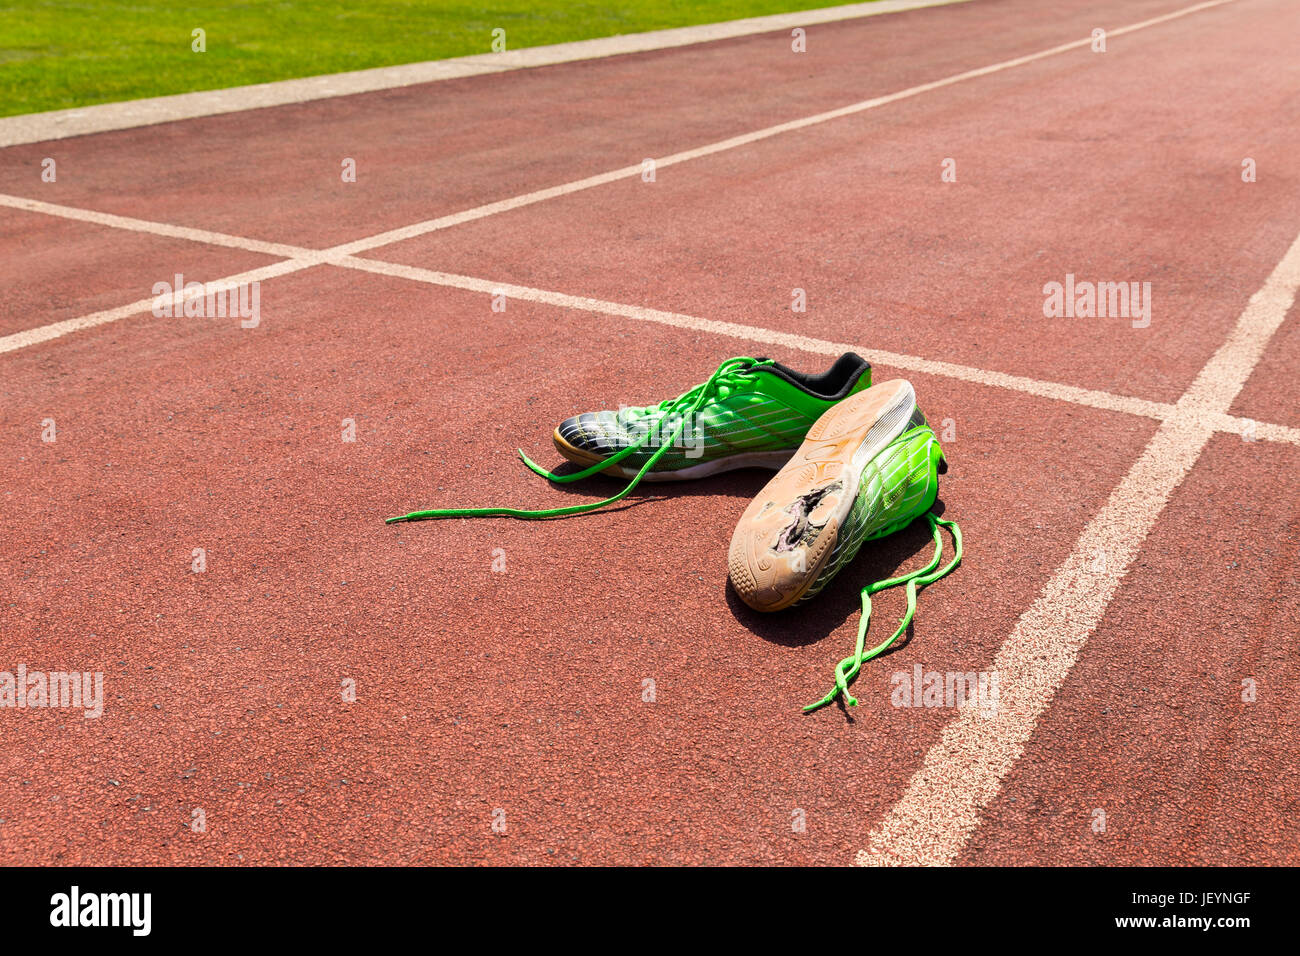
[0,0,1297,864]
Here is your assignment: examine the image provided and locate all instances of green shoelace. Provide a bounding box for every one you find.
[804,512,963,713]
[386,357,773,523]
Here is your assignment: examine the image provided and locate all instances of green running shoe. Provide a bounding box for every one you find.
[387,353,871,523]
[552,352,871,480]
[726,379,962,711]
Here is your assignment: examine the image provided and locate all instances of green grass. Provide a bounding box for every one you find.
[0,1,869,118]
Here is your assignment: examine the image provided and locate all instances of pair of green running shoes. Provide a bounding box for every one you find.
[388,354,961,712]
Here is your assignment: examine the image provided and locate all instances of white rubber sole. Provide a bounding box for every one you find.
[552,429,794,481]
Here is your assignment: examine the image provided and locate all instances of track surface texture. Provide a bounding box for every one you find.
[1,0,1297,866]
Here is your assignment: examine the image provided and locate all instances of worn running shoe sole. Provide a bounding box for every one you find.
[728,380,917,612]
[552,428,793,481]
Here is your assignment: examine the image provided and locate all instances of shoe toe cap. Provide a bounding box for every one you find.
[558,413,618,455]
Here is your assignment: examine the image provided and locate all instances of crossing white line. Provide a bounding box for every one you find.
[337,255,1178,422]
[0,193,314,260]
[0,259,316,353]
[855,223,1300,866]
[1,193,1294,452]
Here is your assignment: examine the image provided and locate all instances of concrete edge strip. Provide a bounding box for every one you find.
[0,0,971,148]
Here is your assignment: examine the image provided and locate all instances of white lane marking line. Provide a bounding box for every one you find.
[4,1,1221,257]
[0,0,971,148]
[0,260,315,354]
[1,0,1244,323]
[330,0,1242,257]
[0,193,1291,446]
[337,255,1175,421]
[0,193,314,260]
[1226,417,1300,446]
[855,224,1300,867]
[0,0,1251,370]
[0,191,1176,420]
[333,261,1300,447]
